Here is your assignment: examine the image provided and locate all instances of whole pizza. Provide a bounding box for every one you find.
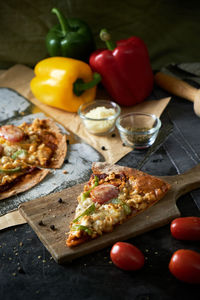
[0,118,67,200]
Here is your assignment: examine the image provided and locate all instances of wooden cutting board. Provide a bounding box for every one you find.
[19,164,200,264]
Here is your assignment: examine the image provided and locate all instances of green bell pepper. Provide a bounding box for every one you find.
[81,176,99,201]
[11,149,27,160]
[73,203,96,223]
[0,167,21,174]
[71,224,92,236]
[112,198,131,215]
[46,7,95,62]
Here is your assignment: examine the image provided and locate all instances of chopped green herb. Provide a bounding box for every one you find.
[123,203,131,215]
[71,224,92,235]
[11,149,27,160]
[111,198,120,204]
[73,203,96,223]
[81,176,99,201]
[81,190,91,201]
[111,198,131,215]
[93,175,99,187]
[124,126,152,144]
[0,167,21,174]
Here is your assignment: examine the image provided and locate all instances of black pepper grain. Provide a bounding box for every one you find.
[50,225,55,231]
[66,139,70,145]
[38,220,45,226]
[101,146,107,151]
[64,158,69,164]
[111,133,116,137]
[58,198,63,203]
[122,143,126,147]
[18,267,25,274]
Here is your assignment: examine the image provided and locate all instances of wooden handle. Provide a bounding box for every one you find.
[170,164,200,199]
[155,72,198,103]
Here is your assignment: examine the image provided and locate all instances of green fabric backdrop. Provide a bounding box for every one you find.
[0,0,200,70]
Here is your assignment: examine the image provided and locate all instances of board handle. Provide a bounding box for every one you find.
[154,72,197,102]
[172,163,200,199]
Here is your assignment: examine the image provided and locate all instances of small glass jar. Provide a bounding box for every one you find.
[116,112,161,149]
[78,100,121,136]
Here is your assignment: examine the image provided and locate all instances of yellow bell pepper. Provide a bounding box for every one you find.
[30,57,101,113]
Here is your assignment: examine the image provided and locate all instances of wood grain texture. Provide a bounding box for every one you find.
[19,164,200,264]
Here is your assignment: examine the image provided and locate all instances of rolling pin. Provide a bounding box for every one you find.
[155,72,200,117]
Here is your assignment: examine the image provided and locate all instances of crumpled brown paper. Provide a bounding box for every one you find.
[0,64,170,163]
[0,210,26,230]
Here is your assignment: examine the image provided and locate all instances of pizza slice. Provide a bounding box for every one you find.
[0,165,49,200]
[66,162,170,247]
[0,118,67,200]
[0,118,67,169]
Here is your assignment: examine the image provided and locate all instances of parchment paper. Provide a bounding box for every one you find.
[0,210,26,230]
[0,64,170,163]
[0,64,170,230]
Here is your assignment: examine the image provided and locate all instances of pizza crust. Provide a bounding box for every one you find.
[0,168,49,201]
[92,162,170,201]
[92,162,141,177]
[41,119,67,169]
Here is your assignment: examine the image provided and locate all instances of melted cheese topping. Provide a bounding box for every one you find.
[0,119,55,167]
[0,119,57,187]
[68,173,158,241]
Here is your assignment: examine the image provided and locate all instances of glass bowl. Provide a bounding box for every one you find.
[116,112,161,149]
[78,100,121,136]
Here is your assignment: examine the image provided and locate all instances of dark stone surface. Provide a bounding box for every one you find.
[0,193,199,300]
[1,133,200,300]
[1,64,200,299]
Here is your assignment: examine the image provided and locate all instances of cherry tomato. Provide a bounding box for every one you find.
[0,125,24,143]
[170,217,200,241]
[110,242,145,271]
[169,249,200,284]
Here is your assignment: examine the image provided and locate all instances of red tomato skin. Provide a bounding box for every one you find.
[169,249,200,284]
[110,242,145,271]
[0,125,24,143]
[170,217,200,241]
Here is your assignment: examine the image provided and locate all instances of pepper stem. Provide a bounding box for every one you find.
[73,73,101,96]
[100,28,116,50]
[51,7,70,36]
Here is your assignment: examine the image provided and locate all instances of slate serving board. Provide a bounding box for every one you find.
[19,163,200,264]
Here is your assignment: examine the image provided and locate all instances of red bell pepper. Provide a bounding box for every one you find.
[89,29,154,106]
